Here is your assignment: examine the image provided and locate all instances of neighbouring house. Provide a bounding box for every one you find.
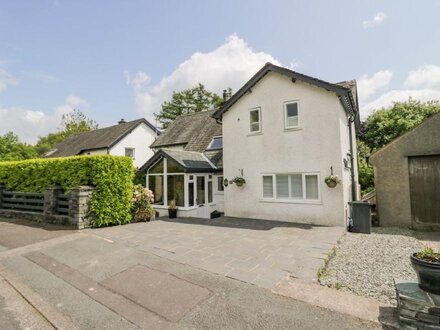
[212,63,360,226]
[370,112,440,230]
[138,110,224,218]
[45,118,158,168]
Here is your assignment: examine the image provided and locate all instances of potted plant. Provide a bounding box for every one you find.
[231,176,246,187]
[168,200,178,218]
[132,185,155,222]
[410,247,440,294]
[324,175,341,188]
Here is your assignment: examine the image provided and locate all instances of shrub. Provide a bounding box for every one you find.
[132,184,155,222]
[0,155,134,227]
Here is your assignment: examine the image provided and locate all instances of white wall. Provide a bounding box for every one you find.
[222,72,354,226]
[109,123,157,168]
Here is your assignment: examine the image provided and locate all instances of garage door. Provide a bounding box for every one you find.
[408,155,440,225]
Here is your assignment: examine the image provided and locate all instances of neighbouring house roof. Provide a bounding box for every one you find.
[212,62,360,132]
[369,112,440,163]
[150,110,222,152]
[139,148,219,173]
[46,118,158,158]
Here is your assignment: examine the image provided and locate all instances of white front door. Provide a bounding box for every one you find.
[196,175,208,218]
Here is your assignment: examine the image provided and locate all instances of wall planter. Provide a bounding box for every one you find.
[324,175,341,188]
[231,176,246,187]
[410,248,440,294]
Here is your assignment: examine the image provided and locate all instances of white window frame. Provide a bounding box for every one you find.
[261,172,320,203]
[216,175,224,194]
[283,100,300,130]
[125,147,135,159]
[249,107,262,133]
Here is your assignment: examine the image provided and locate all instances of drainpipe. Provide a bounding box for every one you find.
[348,115,357,201]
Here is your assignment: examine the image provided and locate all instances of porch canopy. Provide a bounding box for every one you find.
[139,148,221,210]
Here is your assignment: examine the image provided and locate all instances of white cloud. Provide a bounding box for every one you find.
[0,95,90,144]
[29,71,58,84]
[0,67,19,92]
[126,34,280,122]
[362,12,388,29]
[357,70,393,102]
[360,65,440,118]
[404,64,440,89]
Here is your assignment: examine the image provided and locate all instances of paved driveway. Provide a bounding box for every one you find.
[89,217,344,289]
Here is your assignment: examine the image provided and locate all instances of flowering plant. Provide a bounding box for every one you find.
[132,184,155,222]
[324,175,341,187]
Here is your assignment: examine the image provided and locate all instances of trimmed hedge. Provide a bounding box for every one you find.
[0,155,134,227]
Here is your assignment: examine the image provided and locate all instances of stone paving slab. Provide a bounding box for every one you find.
[88,216,344,289]
[101,265,211,322]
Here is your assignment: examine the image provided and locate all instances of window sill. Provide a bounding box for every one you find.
[247,132,263,137]
[259,198,322,205]
[283,127,302,132]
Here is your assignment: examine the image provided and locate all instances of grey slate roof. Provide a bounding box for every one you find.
[139,148,218,173]
[46,118,157,158]
[150,110,222,152]
[213,63,359,130]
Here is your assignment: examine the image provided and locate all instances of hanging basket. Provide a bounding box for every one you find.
[326,181,338,188]
[324,175,341,188]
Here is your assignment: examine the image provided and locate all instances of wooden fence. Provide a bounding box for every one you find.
[1,191,45,212]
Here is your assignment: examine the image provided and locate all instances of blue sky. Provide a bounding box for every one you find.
[1,0,440,142]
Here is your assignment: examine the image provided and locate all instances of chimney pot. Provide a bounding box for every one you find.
[118,118,126,124]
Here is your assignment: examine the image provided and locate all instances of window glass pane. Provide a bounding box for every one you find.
[217,176,224,191]
[276,175,289,198]
[188,182,194,206]
[167,158,184,173]
[196,176,205,205]
[208,181,213,203]
[167,175,184,207]
[208,137,223,149]
[305,175,319,200]
[125,148,134,158]
[250,109,260,132]
[148,175,164,205]
[263,176,273,198]
[149,158,164,174]
[286,103,299,127]
[290,174,303,198]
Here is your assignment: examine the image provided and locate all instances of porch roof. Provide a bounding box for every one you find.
[139,148,219,173]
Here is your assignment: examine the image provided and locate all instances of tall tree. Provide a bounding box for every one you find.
[358,98,440,194]
[157,83,223,128]
[0,132,37,161]
[35,109,99,156]
[363,98,440,151]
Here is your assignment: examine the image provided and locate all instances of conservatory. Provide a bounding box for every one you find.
[140,149,224,218]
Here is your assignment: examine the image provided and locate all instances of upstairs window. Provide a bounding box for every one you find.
[284,101,299,129]
[249,108,261,133]
[207,136,223,150]
[125,148,135,159]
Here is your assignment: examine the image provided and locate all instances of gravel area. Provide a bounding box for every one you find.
[319,227,424,306]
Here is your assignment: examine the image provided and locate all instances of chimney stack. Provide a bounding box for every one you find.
[118,118,126,124]
[223,89,232,102]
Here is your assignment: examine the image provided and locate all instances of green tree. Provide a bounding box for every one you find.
[358,98,440,194]
[157,83,223,128]
[35,109,99,155]
[0,132,37,161]
[363,98,440,150]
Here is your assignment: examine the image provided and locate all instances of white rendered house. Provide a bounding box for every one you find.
[46,118,158,168]
[213,63,360,226]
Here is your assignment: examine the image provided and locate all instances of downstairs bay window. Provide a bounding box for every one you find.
[262,173,320,202]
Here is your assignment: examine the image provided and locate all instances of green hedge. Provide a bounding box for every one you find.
[0,155,134,227]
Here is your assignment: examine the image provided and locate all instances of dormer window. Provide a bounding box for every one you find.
[207,136,223,150]
[284,101,299,129]
[249,107,261,133]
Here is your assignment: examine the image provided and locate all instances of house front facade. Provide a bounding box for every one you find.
[213,63,360,226]
[46,118,158,168]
